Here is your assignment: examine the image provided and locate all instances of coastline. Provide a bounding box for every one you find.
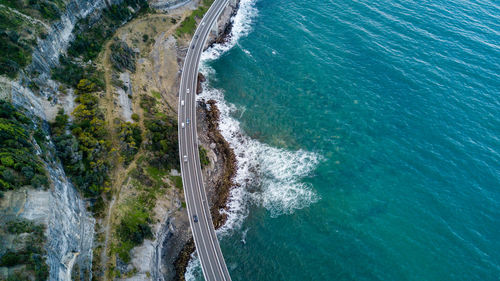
[173,1,240,279]
[174,99,237,280]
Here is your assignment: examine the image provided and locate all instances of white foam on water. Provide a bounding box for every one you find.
[184,251,202,281]
[198,86,321,234]
[186,0,321,278]
[200,0,258,62]
[200,0,321,235]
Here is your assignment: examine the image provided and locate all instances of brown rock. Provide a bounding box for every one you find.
[196,72,206,94]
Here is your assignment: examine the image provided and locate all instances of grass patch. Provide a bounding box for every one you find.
[170,175,182,190]
[116,204,151,262]
[155,111,166,119]
[145,166,168,187]
[175,0,214,37]
[151,90,162,100]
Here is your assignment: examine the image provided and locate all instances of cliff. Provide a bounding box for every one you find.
[0,0,240,279]
[1,0,120,280]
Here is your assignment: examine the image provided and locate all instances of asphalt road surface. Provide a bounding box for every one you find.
[177,0,232,280]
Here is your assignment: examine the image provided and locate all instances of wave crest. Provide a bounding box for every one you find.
[198,85,321,233]
[200,0,259,62]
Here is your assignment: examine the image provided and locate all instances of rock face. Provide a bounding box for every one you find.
[41,140,95,281]
[11,0,121,119]
[206,0,240,46]
[149,0,192,10]
[196,72,206,94]
[0,122,95,281]
[3,0,121,279]
[27,0,109,77]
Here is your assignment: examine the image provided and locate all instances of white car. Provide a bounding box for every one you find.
[181,122,185,129]
[187,88,190,94]
[181,100,185,106]
[183,155,188,162]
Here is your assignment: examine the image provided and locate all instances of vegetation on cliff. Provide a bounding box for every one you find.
[51,0,148,87]
[0,0,65,21]
[0,0,66,77]
[0,101,48,192]
[0,218,49,280]
[50,79,111,199]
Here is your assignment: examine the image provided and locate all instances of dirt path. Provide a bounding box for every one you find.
[98,11,190,280]
[100,37,123,278]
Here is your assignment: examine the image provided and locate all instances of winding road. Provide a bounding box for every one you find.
[177,0,232,280]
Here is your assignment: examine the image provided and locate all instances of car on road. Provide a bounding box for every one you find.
[187,88,190,94]
[181,100,185,106]
[186,119,190,124]
[191,45,195,49]
[193,215,198,222]
[183,155,188,162]
[181,122,185,129]
[195,35,199,39]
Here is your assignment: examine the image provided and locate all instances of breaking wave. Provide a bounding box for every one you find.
[201,0,321,234]
[186,0,320,279]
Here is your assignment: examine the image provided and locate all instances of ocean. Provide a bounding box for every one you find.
[188,0,500,280]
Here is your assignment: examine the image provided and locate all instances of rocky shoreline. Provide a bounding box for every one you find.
[0,0,241,279]
[173,98,237,280]
[172,1,240,277]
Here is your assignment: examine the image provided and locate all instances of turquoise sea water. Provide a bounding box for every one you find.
[191,0,500,280]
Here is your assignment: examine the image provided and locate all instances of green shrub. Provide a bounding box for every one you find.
[51,56,105,88]
[110,40,136,72]
[139,94,156,115]
[39,1,61,20]
[50,81,111,198]
[118,121,142,164]
[0,31,31,78]
[131,113,140,122]
[144,117,179,170]
[0,218,48,280]
[0,101,48,191]
[6,218,44,235]
[199,146,210,168]
[1,156,14,167]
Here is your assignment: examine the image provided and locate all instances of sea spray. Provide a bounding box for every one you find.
[200,0,259,63]
[198,86,321,229]
[200,0,320,233]
[186,0,322,279]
